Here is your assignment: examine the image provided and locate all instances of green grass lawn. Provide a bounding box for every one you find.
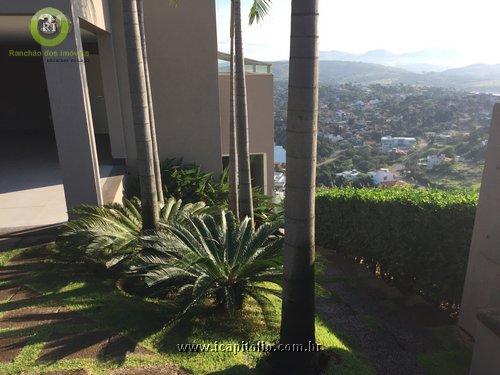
[0,245,373,375]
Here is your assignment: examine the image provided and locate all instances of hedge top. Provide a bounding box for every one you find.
[317,187,478,208]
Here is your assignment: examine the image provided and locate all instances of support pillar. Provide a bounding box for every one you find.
[43,15,103,210]
[460,103,500,336]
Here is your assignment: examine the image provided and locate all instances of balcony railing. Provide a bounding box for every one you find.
[218,51,272,74]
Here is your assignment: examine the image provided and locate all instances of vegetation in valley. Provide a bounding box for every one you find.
[275,83,497,189]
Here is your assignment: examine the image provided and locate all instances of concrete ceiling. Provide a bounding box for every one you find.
[0,15,96,44]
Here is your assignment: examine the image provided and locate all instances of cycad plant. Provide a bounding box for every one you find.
[58,197,208,267]
[135,210,284,323]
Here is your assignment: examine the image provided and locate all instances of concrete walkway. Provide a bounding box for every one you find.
[0,132,123,233]
[316,248,473,375]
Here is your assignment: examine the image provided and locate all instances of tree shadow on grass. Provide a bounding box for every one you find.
[0,248,174,366]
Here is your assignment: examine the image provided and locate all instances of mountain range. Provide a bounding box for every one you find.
[318,49,463,72]
[272,58,500,94]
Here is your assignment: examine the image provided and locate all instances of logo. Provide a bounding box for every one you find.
[30,7,70,47]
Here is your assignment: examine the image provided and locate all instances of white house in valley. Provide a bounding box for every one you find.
[368,168,397,186]
[336,169,360,181]
[381,136,417,152]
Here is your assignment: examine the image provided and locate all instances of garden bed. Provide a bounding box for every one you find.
[0,244,370,374]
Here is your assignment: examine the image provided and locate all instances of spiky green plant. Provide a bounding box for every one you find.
[58,197,209,267]
[135,210,284,324]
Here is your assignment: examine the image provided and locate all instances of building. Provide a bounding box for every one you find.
[368,168,397,186]
[381,136,417,152]
[274,171,286,192]
[336,170,360,181]
[325,134,344,143]
[0,0,274,232]
[426,154,451,170]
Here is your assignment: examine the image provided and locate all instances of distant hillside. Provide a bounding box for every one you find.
[439,64,500,79]
[272,60,500,94]
[319,49,460,72]
[273,60,419,85]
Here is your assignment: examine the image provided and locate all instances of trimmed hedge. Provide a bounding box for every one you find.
[316,187,478,306]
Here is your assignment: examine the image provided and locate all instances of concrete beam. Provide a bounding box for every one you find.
[0,0,67,15]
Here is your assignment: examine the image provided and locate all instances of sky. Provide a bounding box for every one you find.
[215,0,500,66]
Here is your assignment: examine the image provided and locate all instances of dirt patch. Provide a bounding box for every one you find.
[38,329,113,362]
[0,307,92,330]
[38,329,153,363]
[9,287,40,302]
[0,286,20,302]
[0,335,30,362]
[0,267,30,282]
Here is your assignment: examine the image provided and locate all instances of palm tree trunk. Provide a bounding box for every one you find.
[233,0,254,224]
[228,1,239,217]
[122,0,159,230]
[280,0,319,358]
[137,0,164,205]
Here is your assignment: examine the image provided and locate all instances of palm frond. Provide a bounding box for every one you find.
[249,0,272,25]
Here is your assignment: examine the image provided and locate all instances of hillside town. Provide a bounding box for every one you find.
[274,83,498,191]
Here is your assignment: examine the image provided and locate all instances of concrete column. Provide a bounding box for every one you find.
[107,0,137,171]
[97,32,127,159]
[43,15,103,210]
[460,103,500,336]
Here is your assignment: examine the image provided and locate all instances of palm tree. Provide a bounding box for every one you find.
[122,0,159,230]
[233,0,272,225]
[137,0,164,205]
[279,0,320,365]
[228,0,239,217]
[233,0,254,224]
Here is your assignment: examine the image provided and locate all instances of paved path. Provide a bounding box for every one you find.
[316,248,472,375]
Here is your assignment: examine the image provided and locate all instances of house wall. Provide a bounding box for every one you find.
[460,103,500,337]
[144,0,222,175]
[108,0,223,175]
[219,73,275,195]
[0,0,109,29]
[469,312,500,375]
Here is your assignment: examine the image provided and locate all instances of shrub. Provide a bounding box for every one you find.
[133,210,284,324]
[161,158,228,205]
[160,158,282,226]
[58,197,209,267]
[316,187,478,306]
